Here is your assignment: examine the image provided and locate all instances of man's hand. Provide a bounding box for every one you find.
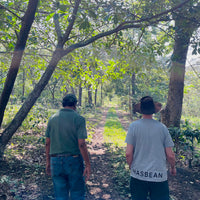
[46,163,51,176]
[83,165,91,183]
[170,167,176,176]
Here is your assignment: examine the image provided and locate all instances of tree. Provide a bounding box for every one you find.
[0,0,191,159]
[161,1,200,127]
[0,0,39,127]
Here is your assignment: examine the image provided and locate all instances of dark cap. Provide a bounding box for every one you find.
[62,94,77,107]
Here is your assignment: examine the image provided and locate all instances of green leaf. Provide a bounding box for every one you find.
[79,18,90,30]
[46,13,54,21]
[59,4,67,12]
[88,10,97,19]
[113,14,118,24]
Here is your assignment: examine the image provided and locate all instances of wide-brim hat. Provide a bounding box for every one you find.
[133,99,162,114]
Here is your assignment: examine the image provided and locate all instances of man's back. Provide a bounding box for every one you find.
[126,118,173,182]
[126,96,176,200]
[46,108,87,155]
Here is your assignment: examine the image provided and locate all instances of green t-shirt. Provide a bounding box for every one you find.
[45,108,87,155]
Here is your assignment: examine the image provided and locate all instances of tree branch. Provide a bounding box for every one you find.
[62,23,143,56]
[132,28,145,53]
[121,0,191,26]
[0,3,22,20]
[61,0,191,57]
[53,14,63,42]
[62,0,81,45]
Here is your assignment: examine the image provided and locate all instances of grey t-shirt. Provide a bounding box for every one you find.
[125,119,174,182]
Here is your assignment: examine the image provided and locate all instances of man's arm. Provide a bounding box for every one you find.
[126,144,134,169]
[45,137,51,176]
[165,147,176,176]
[78,139,91,182]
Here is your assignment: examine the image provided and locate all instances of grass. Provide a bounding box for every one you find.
[103,107,131,199]
[104,107,127,147]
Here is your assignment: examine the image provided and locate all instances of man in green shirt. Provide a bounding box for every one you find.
[45,94,91,200]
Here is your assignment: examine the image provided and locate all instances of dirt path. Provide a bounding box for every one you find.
[86,108,124,200]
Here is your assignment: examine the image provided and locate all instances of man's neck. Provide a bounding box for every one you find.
[64,106,76,111]
[142,114,153,119]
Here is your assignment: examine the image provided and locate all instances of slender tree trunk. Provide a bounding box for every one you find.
[95,88,97,106]
[88,84,92,105]
[101,82,103,106]
[161,14,196,128]
[78,83,82,106]
[0,0,39,128]
[70,86,75,94]
[128,83,132,116]
[22,68,25,103]
[131,72,136,115]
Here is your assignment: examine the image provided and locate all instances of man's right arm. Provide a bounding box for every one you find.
[78,139,91,182]
[126,144,134,169]
[165,147,176,176]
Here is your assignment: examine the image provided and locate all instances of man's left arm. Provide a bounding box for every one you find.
[45,137,51,176]
[78,139,91,182]
[126,144,134,169]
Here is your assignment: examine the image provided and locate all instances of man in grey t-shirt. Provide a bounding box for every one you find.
[125,96,176,200]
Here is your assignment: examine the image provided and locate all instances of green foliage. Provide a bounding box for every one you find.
[183,69,200,118]
[2,105,21,128]
[21,104,53,132]
[106,145,131,199]
[169,120,200,168]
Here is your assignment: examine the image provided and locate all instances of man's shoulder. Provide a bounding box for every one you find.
[76,114,85,121]
[129,119,142,128]
[154,120,167,128]
[50,110,59,119]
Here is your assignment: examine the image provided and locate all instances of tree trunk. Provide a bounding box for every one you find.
[101,82,103,106]
[0,50,62,159]
[22,68,25,103]
[71,86,76,94]
[161,14,196,128]
[88,84,93,105]
[0,0,39,128]
[131,72,136,115]
[78,83,82,106]
[95,88,97,106]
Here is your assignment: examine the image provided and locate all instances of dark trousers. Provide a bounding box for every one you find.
[130,177,170,200]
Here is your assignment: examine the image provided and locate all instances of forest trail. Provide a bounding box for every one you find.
[86,107,125,200]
